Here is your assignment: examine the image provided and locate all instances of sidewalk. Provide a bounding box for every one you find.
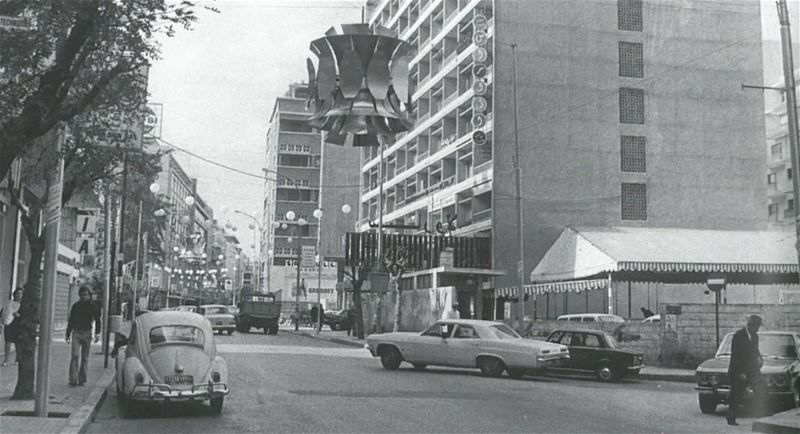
[284,327,699,382]
[0,325,125,434]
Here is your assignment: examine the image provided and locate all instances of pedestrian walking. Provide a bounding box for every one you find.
[1,288,23,366]
[727,314,766,426]
[309,304,318,329]
[317,305,325,332]
[346,308,357,336]
[66,286,101,386]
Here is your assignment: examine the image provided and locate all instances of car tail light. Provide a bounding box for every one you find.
[212,371,221,382]
[135,372,145,384]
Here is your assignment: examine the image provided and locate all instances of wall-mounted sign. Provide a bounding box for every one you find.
[472,114,487,128]
[472,130,487,145]
[472,97,487,112]
[473,14,488,30]
[473,80,487,95]
[473,31,487,47]
[473,47,488,63]
[472,64,487,78]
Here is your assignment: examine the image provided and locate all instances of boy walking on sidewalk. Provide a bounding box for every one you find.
[66,286,100,386]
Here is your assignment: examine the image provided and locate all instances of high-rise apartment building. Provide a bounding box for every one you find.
[263,84,341,307]
[765,68,799,226]
[362,0,766,319]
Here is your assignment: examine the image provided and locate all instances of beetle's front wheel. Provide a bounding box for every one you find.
[210,397,224,415]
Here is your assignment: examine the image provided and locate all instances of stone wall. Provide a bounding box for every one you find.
[658,303,800,368]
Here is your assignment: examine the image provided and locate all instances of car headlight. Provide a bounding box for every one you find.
[767,374,789,389]
[135,372,145,384]
[697,373,717,386]
[708,375,719,386]
[212,371,221,382]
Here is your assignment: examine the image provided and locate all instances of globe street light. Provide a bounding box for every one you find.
[285,210,308,331]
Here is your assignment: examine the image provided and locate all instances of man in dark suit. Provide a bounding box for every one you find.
[727,314,764,426]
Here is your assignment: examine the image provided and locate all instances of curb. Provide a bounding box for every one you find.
[284,330,366,348]
[636,373,695,383]
[752,409,800,434]
[60,369,115,434]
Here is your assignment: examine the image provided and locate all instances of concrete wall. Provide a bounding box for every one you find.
[363,286,457,333]
[491,0,767,293]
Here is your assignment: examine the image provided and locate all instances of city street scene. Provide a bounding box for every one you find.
[1,0,799,433]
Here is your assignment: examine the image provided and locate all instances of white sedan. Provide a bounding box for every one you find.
[366,319,570,378]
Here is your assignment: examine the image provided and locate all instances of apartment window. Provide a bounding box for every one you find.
[768,203,778,218]
[619,42,644,78]
[767,172,777,185]
[619,88,645,124]
[620,136,646,172]
[788,168,793,180]
[278,154,310,167]
[789,199,795,211]
[771,143,783,158]
[618,0,643,31]
[621,183,647,220]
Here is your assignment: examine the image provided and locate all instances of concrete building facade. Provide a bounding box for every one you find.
[362,0,767,320]
[765,68,799,226]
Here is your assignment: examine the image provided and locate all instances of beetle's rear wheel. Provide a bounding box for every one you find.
[210,397,224,415]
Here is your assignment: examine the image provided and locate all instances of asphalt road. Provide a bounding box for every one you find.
[89,330,749,433]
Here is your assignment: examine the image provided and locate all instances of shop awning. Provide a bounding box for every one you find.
[495,278,608,298]
[530,226,798,285]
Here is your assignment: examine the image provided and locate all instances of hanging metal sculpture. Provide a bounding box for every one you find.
[305,23,413,146]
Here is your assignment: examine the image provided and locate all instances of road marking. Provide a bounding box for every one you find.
[217,344,372,359]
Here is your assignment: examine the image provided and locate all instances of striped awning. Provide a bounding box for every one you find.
[495,278,608,298]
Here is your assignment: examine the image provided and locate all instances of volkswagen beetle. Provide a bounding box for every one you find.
[114,311,230,415]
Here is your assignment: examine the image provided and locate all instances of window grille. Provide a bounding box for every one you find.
[619,88,645,124]
[620,136,646,172]
[621,183,647,220]
[619,42,643,78]
[618,0,643,31]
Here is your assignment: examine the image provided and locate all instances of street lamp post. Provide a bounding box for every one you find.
[235,210,263,293]
[313,208,323,333]
[285,210,307,331]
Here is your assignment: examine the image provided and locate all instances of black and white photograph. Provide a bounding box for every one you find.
[0,0,799,433]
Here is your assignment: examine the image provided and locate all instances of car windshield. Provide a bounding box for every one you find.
[488,324,521,340]
[149,325,205,347]
[204,307,227,315]
[716,333,797,359]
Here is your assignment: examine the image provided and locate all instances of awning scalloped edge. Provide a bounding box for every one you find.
[495,278,609,298]
[617,261,799,274]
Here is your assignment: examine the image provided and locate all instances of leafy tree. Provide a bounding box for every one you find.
[0,0,214,181]
[7,118,165,399]
[384,246,409,332]
[343,256,376,340]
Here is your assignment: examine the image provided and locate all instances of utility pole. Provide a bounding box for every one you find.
[34,126,66,417]
[102,183,112,368]
[778,0,800,274]
[511,43,528,329]
[132,201,143,318]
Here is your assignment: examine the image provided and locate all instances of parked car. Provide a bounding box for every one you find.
[695,331,800,414]
[642,315,660,323]
[175,305,197,313]
[365,319,570,378]
[114,311,229,415]
[544,329,645,382]
[556,313,625,324]
[323,309,351,331]
[198,304,236,335]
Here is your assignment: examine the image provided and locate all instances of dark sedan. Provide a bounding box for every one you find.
[323,309,352,331]
[695,331,800,414]
[545,329,645,382]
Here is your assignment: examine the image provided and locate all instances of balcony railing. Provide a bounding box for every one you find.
[345,232,491,270]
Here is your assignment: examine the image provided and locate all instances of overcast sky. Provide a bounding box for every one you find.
[147,0,797,254]
[147,0,362,252]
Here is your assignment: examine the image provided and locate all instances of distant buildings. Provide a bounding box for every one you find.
[765,68,799,227]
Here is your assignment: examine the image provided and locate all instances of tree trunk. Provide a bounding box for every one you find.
[11,233,45,400]
[392,275,401,332]
[373,287,384,334]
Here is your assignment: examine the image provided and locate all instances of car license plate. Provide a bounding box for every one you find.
[164,375,193,385]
